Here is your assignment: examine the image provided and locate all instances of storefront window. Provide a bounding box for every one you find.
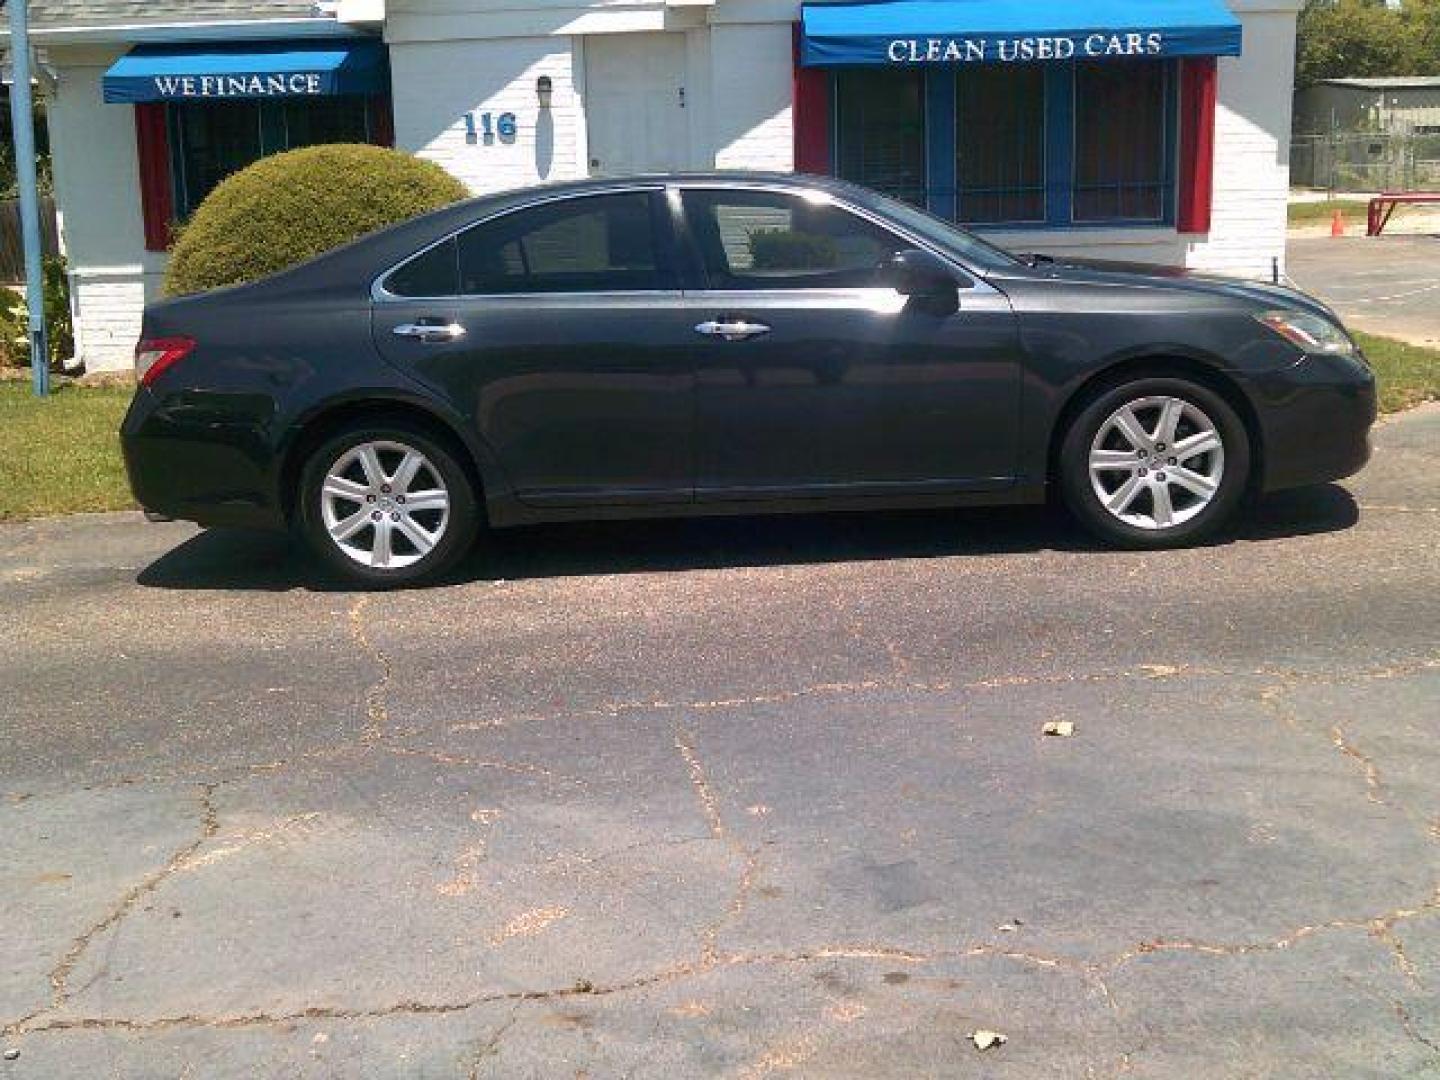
[831,60,1175,229]
[167,97,375,219]
[955,65,1046,224]
[1074,61,1169,223]
[833,69,926,207]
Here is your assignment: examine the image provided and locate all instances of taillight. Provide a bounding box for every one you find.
[135,336,197,387]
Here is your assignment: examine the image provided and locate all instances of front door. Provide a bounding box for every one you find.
[678,188,1024,499]
[372,189,694,506]
[584,32,690,175]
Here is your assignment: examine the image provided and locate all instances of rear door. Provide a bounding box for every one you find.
[372,189,695,507]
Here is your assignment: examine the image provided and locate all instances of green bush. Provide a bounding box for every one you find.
[1,256,73,371]
[748,228,838,271]
[163,144,469,296]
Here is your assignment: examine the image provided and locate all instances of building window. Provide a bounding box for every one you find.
[955,64,1046,225]
[166,97,377,219]
[833,69,927,207]
[1074,60,1170,223]
[831,60,1176,228]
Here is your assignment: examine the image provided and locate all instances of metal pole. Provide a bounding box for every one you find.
[6,0,50,397]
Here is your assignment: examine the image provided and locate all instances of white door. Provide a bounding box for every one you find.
[584,33,690,175]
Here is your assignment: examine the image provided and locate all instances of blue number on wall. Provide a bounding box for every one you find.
[466,111,519,146]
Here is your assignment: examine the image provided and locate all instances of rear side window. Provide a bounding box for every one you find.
[682,189,905,290]
[383,237,458,298]
[455,192,665,295]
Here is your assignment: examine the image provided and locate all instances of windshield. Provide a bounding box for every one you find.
[860,190,1023,273]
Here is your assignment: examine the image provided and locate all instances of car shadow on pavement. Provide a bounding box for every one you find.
[135,483,1360,593]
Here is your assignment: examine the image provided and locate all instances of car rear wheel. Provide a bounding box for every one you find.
[299,421,477,586]
[1059,377,1250,548]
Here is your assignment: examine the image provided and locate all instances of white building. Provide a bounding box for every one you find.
[9,0,1303,373]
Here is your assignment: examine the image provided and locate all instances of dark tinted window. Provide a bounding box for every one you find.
[682,190,905,291]
[384,237,458,297]
[1074,60,1168,222]
[955,65,1045,224]
[168,97,374,219]
[456,193,664,294]
[834,69,926,207]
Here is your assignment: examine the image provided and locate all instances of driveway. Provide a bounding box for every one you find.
[2,407,1438,1078]
[1288,235,1440,348]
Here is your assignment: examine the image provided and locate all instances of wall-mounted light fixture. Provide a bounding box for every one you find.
[536,75,554,109]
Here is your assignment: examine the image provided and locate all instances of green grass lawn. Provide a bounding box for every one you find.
[1287,198,1371,227]
[0,379,135,521]
[1356,332,1440,414]
[1,335,1437,522]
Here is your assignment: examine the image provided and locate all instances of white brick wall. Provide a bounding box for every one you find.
[389,36,585,194]
[70,271,160,373]
[1184,7,1299,279]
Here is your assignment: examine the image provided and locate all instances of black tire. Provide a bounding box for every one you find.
[1059,376,1251,549]
[298,419,478,587]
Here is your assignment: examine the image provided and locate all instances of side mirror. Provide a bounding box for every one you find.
[883,249,971,298]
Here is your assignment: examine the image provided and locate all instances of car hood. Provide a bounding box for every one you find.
[1014,255,1343,324]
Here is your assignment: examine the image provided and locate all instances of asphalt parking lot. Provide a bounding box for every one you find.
[3,405,1439,1078]
[1288,235,1440,348]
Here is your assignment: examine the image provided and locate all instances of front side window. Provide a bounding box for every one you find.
[682,189,906,290]
[168,97,376,219]
[456,193,664,294]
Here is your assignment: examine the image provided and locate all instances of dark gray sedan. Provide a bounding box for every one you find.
[122,173,1375,585]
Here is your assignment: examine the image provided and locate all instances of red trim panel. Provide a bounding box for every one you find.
[792,23,831,175]
[370,95,395,149]
[1177,56,1217,235]
[135,103,174,252]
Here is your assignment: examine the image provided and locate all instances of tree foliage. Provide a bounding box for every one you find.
[1297,0,1440,86]
[163,144,468,296]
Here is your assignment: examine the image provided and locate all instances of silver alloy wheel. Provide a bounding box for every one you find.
[320,440,451,569]
[1088,395,1226,531]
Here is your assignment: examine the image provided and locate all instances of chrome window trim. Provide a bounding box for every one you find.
[371,184,669,303]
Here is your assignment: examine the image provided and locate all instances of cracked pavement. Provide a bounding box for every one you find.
[2,405,1438,1078]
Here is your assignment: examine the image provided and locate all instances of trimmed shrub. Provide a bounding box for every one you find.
[748,228,838,271]
[163,144,469,296]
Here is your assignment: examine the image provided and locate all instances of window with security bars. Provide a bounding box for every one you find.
[828,59,1175,229]
[955,64,1046,224]
[833,68,927,207]
[1074,60,1170,222]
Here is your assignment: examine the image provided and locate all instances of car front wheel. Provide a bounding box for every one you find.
[299,421,478,586]
[1059,377,1251,548]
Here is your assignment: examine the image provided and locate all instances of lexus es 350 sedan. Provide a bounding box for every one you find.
[123,173,1375,586]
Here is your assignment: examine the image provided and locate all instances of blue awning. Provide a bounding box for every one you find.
[103,40,388,104]
[800,0,1242,67]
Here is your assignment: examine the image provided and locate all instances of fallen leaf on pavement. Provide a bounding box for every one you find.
[971,1030,1007,1051]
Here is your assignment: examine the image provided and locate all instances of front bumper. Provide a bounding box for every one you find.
[1251,352,1377,493]
[121,386,287,530]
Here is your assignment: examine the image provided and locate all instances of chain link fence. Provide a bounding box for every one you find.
[1290,131,1440,193]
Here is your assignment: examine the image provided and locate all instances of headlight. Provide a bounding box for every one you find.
[1255,310,1357,357]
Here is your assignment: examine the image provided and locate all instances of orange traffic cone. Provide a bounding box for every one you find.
[1330,209,1345,237]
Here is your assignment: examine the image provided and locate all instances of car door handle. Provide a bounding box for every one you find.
[694,319,772,342]
[392,322,466,343]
